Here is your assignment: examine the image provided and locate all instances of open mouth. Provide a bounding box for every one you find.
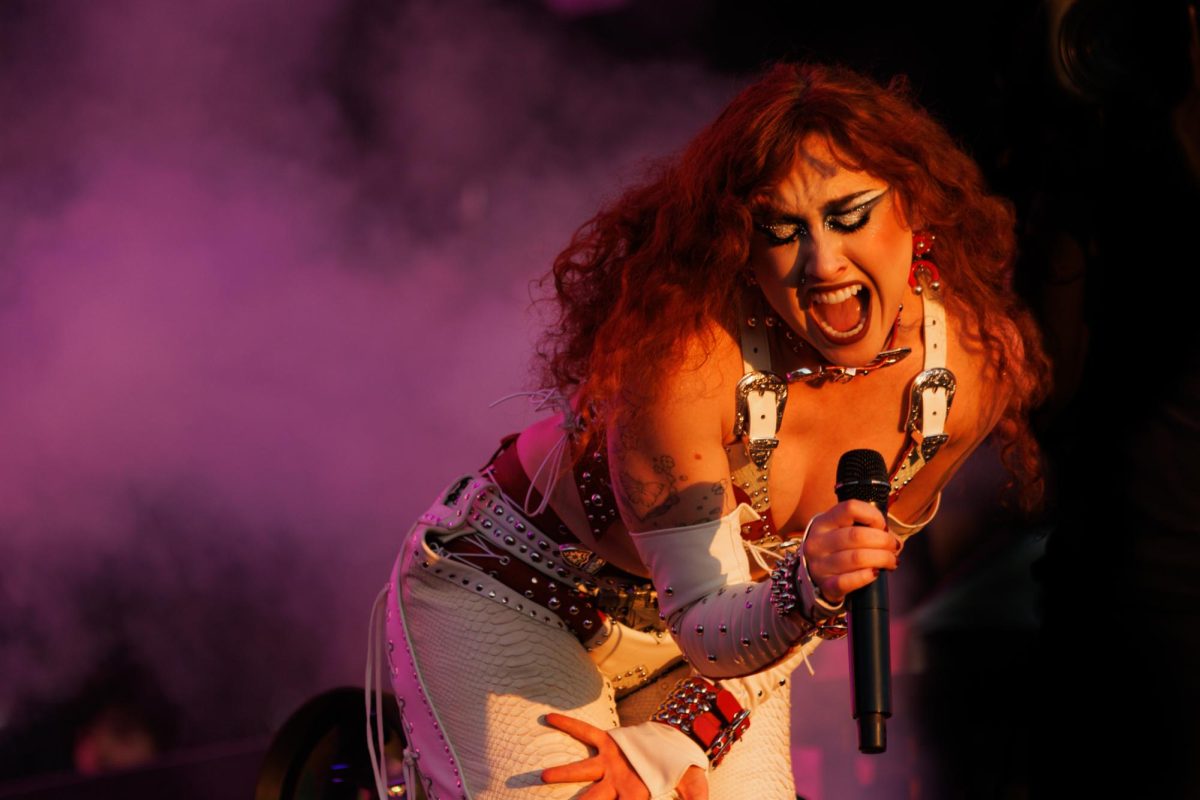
[808,283,870,344]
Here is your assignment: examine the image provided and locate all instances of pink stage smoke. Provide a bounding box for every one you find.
[0,0,732,741]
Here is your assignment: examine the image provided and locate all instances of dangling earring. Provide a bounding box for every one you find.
[742,269,758,287]
[909,231,941,295]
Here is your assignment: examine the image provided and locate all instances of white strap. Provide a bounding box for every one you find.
[919,285,949,440]
[738,309,781,447]
[739,313,773,374]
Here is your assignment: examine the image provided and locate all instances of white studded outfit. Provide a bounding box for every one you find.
[374,274,953,799]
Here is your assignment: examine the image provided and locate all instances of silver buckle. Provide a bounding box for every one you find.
[733,372,787,469]
[558,544,606,575]
[906,368,956,461]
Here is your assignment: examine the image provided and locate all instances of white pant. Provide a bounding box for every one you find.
[384,522,797,799]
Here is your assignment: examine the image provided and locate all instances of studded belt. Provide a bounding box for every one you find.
[414,438,631,643]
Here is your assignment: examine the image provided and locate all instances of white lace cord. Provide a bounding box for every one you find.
[488,389,581,517]
[402,749,420,799]
[365,585,391,799]
[743,540,781,574]
[442,533,509,566]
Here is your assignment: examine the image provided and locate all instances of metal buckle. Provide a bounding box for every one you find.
[733,372,787,469]
[813,614,849,640]
[558,544,606,575]
[906,367,957,461]
[708,709,751,767]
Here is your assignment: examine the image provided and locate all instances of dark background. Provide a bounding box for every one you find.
[0,0,1196,797]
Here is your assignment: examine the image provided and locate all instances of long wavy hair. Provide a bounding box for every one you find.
[537,62,1050,509]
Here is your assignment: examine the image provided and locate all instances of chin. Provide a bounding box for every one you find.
[812,323,891,367]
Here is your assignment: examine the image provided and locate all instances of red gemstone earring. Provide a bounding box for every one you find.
[909,231,941,295]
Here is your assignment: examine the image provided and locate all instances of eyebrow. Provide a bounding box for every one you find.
[764,188,888,220]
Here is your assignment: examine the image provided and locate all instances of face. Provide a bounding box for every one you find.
[748,136,915,367]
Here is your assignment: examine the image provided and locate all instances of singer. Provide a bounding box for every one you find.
[372,63,1048,799]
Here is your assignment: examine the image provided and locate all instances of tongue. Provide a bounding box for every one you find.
[820,295,863,332]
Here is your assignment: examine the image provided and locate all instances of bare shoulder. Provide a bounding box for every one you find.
[888,307,1019,522]
[948,306,1020,443]
[608,320,744,531]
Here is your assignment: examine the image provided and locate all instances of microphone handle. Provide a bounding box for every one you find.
[848,570,891,753]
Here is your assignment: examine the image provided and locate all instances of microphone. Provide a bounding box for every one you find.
[835,449,892,754]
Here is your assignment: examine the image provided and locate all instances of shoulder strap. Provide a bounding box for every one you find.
[889,272,956,500]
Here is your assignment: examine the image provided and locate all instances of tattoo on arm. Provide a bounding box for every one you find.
[618,454,732,528]
[619,454,681,522]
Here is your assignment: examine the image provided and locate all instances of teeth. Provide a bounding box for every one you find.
[811,284,863,305]
[815,316,865,340]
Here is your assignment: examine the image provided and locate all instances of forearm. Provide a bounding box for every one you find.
[630,504,842,679]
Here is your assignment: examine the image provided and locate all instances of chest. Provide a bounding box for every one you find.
[746,369,919,536]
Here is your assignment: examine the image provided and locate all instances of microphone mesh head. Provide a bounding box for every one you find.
[835,449,889,504]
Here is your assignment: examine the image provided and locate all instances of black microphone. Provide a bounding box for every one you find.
[835,449,892,754]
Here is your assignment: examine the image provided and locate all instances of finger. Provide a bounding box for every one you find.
[819,567,882,604]
[836,524,900,552]
[543,713,606,748]
[577,784,616,800]
[541,757,604,784]
[816,500,886,532]
[676,765,709,800]
[814,547,899,576]
[806,524,898,561]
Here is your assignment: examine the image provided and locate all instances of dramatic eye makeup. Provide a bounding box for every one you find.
[754,188,890,245]
[755,219,808,245]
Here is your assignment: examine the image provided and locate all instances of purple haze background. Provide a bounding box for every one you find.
[0,0,737,741]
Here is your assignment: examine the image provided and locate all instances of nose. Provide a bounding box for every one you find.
[801,231,849,286]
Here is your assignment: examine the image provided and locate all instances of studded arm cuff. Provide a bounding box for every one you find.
[651,676,751,768]
[769,547,847,641]
[630,505,819,679]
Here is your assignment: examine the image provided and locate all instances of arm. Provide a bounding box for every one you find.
[610,372,896,677]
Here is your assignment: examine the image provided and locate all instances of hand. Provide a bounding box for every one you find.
[802,500,901,605]
[541,713,708,800]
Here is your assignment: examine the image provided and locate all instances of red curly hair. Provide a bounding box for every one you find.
[537,63,1050,509]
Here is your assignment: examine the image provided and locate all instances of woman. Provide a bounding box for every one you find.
[371,63,1047,799]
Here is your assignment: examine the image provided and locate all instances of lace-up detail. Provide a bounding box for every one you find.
[488,389,582,517]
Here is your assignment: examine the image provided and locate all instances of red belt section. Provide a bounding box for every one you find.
[434,437,607,643]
